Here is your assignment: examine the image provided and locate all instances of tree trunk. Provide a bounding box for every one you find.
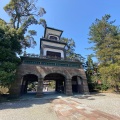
[115,85,119,93]
[0,92,1,100]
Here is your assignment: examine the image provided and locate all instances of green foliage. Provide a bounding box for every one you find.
[0,20,21,87]
[0,71,15,87]
[61,37,84,61]
[0,0,46,89]
[49,81,55,89]
[89,14,120,92]
[100,84,109,91]
[85,55,98,83]
[89,14,120,63]
[85,55,105,91]
[99,63,120,91]
[61,37,76,58]
[4,0,46,50]
[86,55,94,69]
[27,82,36,91]
[88,83,96,92]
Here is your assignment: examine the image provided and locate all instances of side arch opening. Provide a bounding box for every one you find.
[21,74,38,95]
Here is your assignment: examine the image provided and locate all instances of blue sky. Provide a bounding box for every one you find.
[1,0,120,62]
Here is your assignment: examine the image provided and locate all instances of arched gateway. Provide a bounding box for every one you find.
[10,27,89,97]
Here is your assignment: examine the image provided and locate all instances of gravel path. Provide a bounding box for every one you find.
[0,99,58,120]
[71,93,120,117]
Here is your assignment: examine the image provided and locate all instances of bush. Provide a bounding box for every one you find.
[101,84,109,91]
[88,83,96,92]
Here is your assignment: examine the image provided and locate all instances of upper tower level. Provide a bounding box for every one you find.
[44,27,63,40]
[40,27,66,59]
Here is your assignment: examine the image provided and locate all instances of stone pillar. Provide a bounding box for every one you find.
[9,75,23,98]
[77,76,84,93]
[36,78,43,97]
[83,79,89,94]
[55,81,58,92]
[24,80,28,94]
[65,79,73,96]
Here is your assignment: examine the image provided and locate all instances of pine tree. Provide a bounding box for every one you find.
[89,14,120,92]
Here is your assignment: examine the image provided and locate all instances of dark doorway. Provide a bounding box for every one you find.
[72,76,83,93]
[46,51,61,58]
[21,74,38,95]
[44,73,65,95]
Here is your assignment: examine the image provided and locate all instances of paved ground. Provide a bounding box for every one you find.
[53,98,120,120]
[71,93,120,118]
[0,93,120,120]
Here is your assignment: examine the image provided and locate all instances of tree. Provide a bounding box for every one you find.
[89,14,120,63]
[61,37,76,58]
[99,63,120,92]
[61,37,85,61]
[84,55,100,91]
[0,19,22,87]
[0,0,46,89]
[85,55,94,82]
[4,0,46,50]
[88,14,120,92]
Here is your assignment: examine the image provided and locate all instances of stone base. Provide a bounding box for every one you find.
[66,92,73,96]
[84,92,90,95]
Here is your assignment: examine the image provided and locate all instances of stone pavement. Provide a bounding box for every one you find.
[52,98,120,120]
[0,93,120,120]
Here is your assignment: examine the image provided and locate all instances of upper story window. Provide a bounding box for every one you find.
[48,35,59,40]
[46,51,61,58]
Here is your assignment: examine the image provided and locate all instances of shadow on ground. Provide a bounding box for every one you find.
[90,92,106,96]
[0,92,107,110]
[0,91,66,110]
[71,92,106,100]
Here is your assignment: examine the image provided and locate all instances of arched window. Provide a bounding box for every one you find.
[49,35,58,40]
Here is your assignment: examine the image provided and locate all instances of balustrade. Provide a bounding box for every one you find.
[23,53,83,62]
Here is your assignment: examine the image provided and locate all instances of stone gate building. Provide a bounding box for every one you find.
[10,27,89,97]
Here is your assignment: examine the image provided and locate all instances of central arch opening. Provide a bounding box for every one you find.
[43,73,65,95]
